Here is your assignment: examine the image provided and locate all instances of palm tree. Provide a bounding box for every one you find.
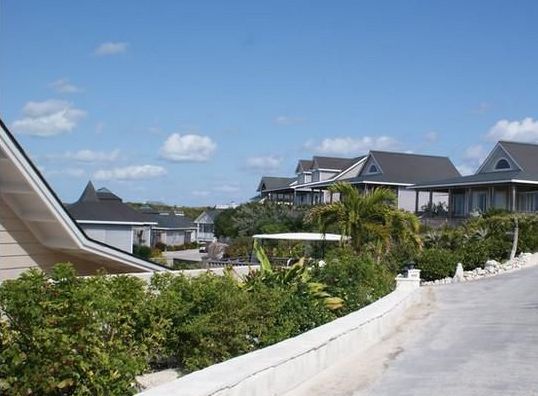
[307,182,399,252]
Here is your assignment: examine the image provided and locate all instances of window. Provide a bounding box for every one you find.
[495,159,510,170]
[368,164,378,173]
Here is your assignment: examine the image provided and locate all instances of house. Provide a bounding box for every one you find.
[255,156,365,205]
[256,176,296,204]
[292,155,367,204]
[254,151,459,212]
[410,141,538,217]
[329,151,461,212]
[0,118,165,280]
[140,208,197,247]
[194,209,223,242]
[66,182,156,254]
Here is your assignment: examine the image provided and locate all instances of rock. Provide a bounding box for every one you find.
[453,263,465,282]
[485,260,499,270]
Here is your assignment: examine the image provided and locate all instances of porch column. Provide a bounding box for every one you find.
[414,190,419,213]
[428,191,433,210]
[448,188,453,218]
[465,188,472,216]
[489,187,494,210]
[510,185,517,212]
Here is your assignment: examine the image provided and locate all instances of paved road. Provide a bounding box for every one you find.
[289,266,538,396]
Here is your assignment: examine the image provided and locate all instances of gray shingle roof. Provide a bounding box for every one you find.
[312,156,357,170]
[296,159,314,173]
[142,211,196,229]
[413,141,538,188]
[348,151,460,185]
[66,182,151,223]
[257,176,296,192]
[499,141,538,173]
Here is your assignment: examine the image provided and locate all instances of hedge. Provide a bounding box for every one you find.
[0,252,393,395]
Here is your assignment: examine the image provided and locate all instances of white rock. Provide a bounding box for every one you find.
[453,263,464,282]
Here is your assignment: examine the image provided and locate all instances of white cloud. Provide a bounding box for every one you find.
[307,136,400,155]
[424,131,438,143]
[160,133,217,162]
[46,168,86,178]
[246,155,282,171]
[12,99,86,137]
[93,165,166,181]
[48,149,121,163]
[456,163,475,176]
[50,78,81,94]
[273,115,305,126]
[94,42,129,56]
[463,144,486,162]
[213,184,241,193]
[486,117,538,143]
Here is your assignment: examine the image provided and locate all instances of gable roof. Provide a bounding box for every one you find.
[194,208,223,224]
[140,208,196,229]
[256,176,296,192]
[498,141,538,173]
[348,151,460,185]
[292,155,368,189]
[412,141,538,189]
[295,159,314,173]
[0,118,166,274]
[312,156,356,171]
[66,181,152,224]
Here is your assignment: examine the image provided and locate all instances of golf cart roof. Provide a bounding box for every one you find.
[252,232,347,242]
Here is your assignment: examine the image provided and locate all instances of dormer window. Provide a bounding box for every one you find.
[495,159,510,170]
[368,164,378,173]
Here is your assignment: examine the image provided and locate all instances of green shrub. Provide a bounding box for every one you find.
[416,248,460,281]
[150,272,257,371]
[311,248,395,315]
[133,244,152,259]
[0,264,166,395]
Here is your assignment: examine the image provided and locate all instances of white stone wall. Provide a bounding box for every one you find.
[137,278,423,396]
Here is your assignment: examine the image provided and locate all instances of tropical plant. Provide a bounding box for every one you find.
[246,240,344,311]
[307,182,421,258]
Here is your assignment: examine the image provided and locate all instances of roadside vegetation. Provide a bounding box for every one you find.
[1,183,533,395]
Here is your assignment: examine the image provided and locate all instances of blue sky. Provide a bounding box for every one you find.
[2,1,538,206]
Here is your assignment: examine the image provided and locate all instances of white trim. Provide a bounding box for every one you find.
[359,153,384,176]
[355,180,413,187]
[293,157,367,189]
[409,178,538,189]
[475,143,523,174]
[493,157,513,171]
[77,220,157,226]
[0,122,166,273]
[315,168,342,172]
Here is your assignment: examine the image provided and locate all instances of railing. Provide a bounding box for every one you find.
[205,256,300,268]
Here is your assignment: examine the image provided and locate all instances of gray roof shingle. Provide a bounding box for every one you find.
[66,182,151,223]
[413,141,538,188]
[257,176,296,192]
[349,151,460,185]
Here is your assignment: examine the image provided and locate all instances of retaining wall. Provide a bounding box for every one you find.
[138,274,423,396]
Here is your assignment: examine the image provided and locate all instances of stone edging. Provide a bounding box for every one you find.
[421,252,538,286]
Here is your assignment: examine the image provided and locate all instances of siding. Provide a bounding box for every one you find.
[0,199,96,280]
[1,198,149,280]
[80,224,133,253]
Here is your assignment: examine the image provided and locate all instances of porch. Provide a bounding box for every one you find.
[413,183,538,218]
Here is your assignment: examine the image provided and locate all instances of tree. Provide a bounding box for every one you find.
[307,182,420,256]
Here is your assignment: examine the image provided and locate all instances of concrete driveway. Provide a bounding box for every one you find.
[289,265,538,396]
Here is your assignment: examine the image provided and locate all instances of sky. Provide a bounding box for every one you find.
[2,1,538,206]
